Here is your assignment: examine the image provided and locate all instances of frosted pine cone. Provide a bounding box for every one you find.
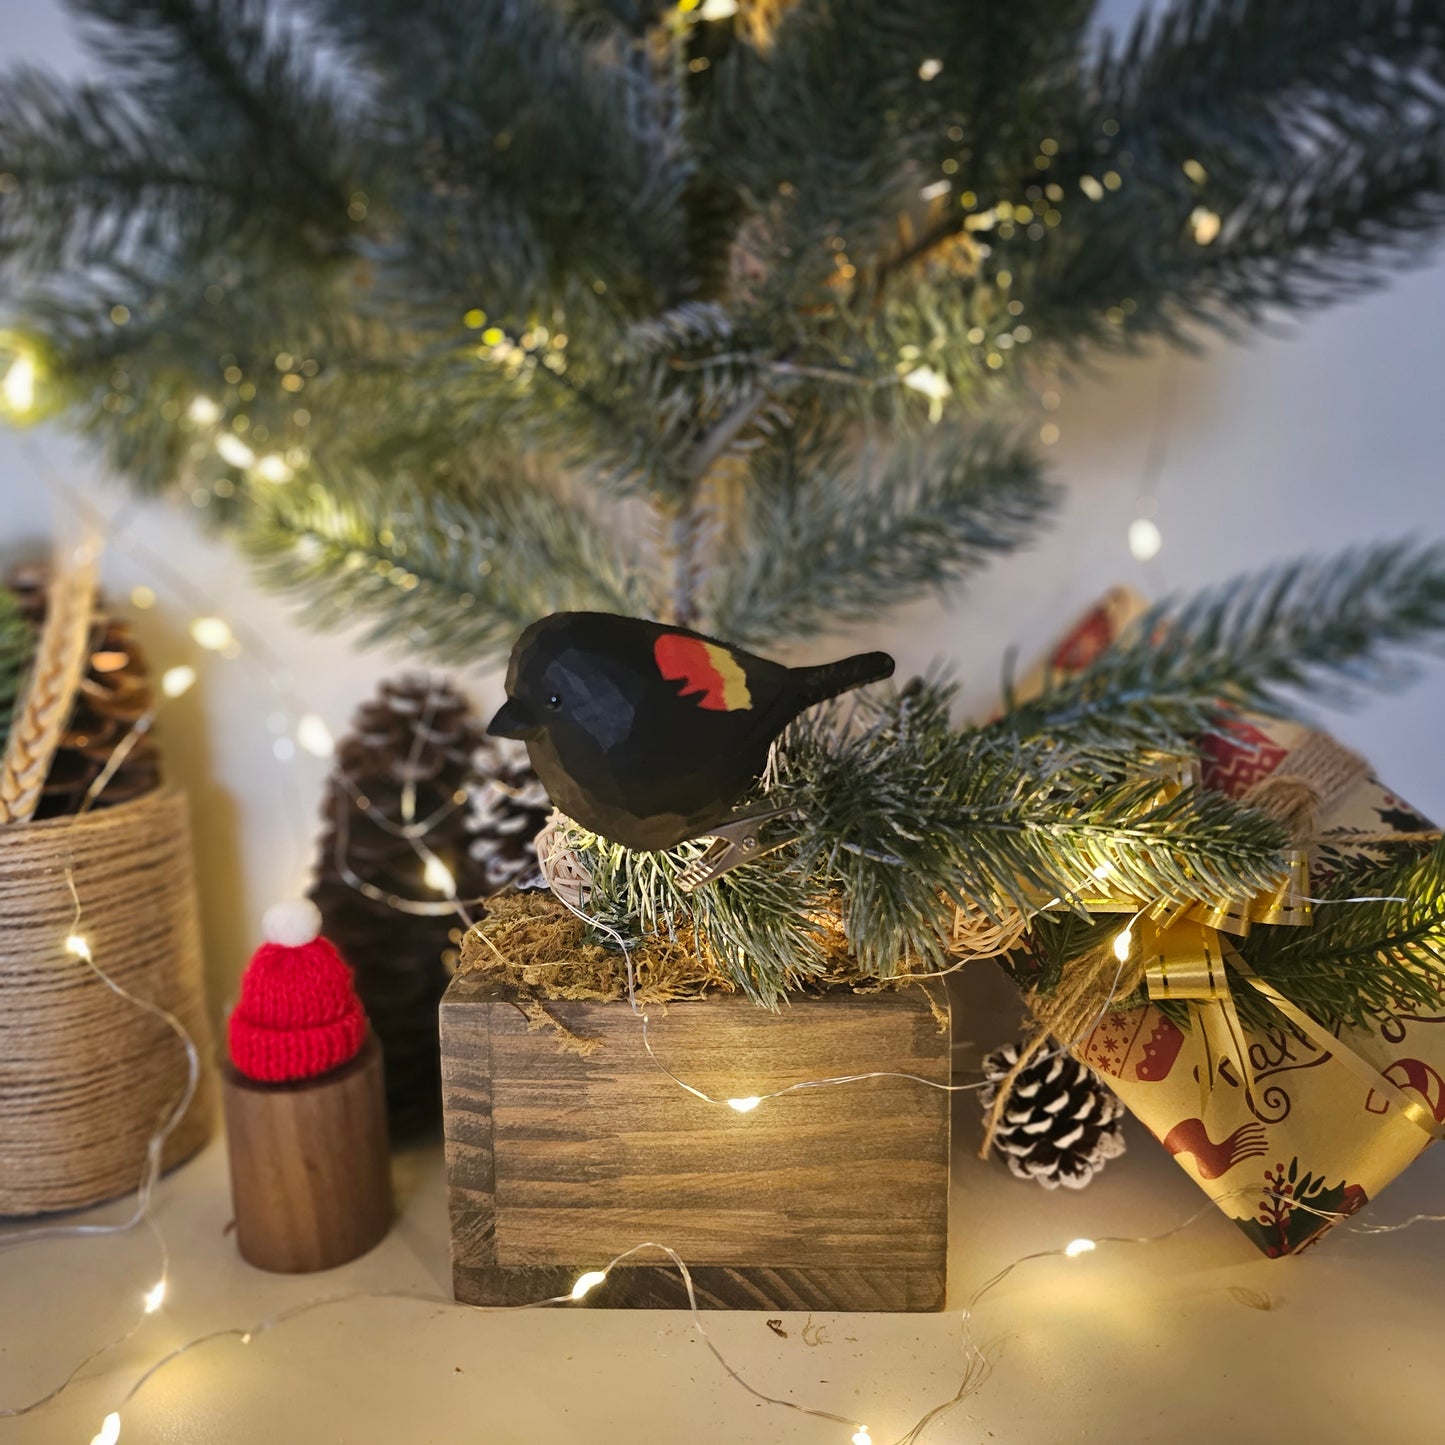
[467,736,552,893]
[980,1043,1126,1190]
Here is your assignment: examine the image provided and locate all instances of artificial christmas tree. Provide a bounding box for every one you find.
[5,0,1445,1000]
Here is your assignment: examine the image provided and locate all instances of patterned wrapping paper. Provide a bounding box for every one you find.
[1030,590,1444,1256]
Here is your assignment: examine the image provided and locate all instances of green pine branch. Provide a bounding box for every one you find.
[989,542,1445,770]
[1236,838,1445,1031]
[705,426,1056,646]
[868,0,1445,363]
[1,0,357,273]
[242,464,653,665]
[576,679,1291,999]
[578,829,833,1005]
[777,687,1289,976]
[310,0,696,314]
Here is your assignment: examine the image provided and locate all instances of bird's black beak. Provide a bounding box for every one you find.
[487,697,540,741]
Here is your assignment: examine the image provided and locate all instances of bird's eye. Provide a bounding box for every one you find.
[545,693,562,711]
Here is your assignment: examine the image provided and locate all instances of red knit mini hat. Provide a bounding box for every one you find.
[228,900,369,1083]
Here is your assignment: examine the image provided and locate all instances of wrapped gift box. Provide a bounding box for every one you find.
[1036,591,1443,1255]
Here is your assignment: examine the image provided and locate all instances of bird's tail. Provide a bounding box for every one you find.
[793,650,895,708]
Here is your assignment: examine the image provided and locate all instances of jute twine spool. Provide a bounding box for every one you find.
[0,788,214,1215]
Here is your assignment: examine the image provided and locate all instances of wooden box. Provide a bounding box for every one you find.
[441,976,950,1311]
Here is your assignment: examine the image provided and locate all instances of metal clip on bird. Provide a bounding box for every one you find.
[674,803,797,892]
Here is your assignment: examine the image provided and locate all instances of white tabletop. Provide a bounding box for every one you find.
[4,998,1444,1445]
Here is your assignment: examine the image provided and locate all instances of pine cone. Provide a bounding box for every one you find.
[467,736,551,894]
[6,564,161,819]
[980,1042,1126,1191]
[309,675,490,1138]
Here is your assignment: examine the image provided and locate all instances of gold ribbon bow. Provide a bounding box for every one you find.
[1091,843,1445,1143]
[980,751,1445,1156]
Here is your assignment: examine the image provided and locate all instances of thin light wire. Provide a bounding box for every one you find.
[50,1241,870,1440]
[28,1184,1445,1445]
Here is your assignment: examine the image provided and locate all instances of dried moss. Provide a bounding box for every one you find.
[458,890,938,1005]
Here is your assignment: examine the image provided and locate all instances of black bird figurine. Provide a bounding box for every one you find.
[487,612,894,858]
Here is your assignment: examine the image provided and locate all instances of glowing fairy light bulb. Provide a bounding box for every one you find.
[1112,928,1133,962]
[423,856,456,895]
[918,58,942,80]
[215,433,257,469]
[1128,517,1162,562]
[187,395,221,425]
[852,1429,874,1445]
[903,365,952,423]
[143,1278,167,1313]
[1065,1237,1097,1258]
[252,453,294,484]
[66,934,93,962]
[570,1270,608,1301]
[161,665,197,699]
[1190,206,1221,245]
[727,1096,762,1113]
[2,352,37,415]
[296,712,335,758]
[698,0,738,16]
[90,1413,122,1445]
[190,616,234,652]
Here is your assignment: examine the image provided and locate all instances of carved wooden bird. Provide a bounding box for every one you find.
[487,612,894,852]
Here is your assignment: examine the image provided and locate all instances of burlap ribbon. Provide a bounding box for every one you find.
[980,737,1445,1157]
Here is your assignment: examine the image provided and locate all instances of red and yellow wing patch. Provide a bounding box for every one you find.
[653,634,753,712]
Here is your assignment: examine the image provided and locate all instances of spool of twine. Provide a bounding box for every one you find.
[0,788,215,1214]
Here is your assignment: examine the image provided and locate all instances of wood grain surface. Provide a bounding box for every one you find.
[222,1035,393,1273]
[442,979,950,1311]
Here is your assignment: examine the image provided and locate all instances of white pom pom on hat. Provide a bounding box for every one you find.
[262,899,323,948]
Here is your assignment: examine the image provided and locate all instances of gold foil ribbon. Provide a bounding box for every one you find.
[1141,917,1257,1115]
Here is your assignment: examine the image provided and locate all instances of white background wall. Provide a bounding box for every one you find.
[4,0,1444,1010]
